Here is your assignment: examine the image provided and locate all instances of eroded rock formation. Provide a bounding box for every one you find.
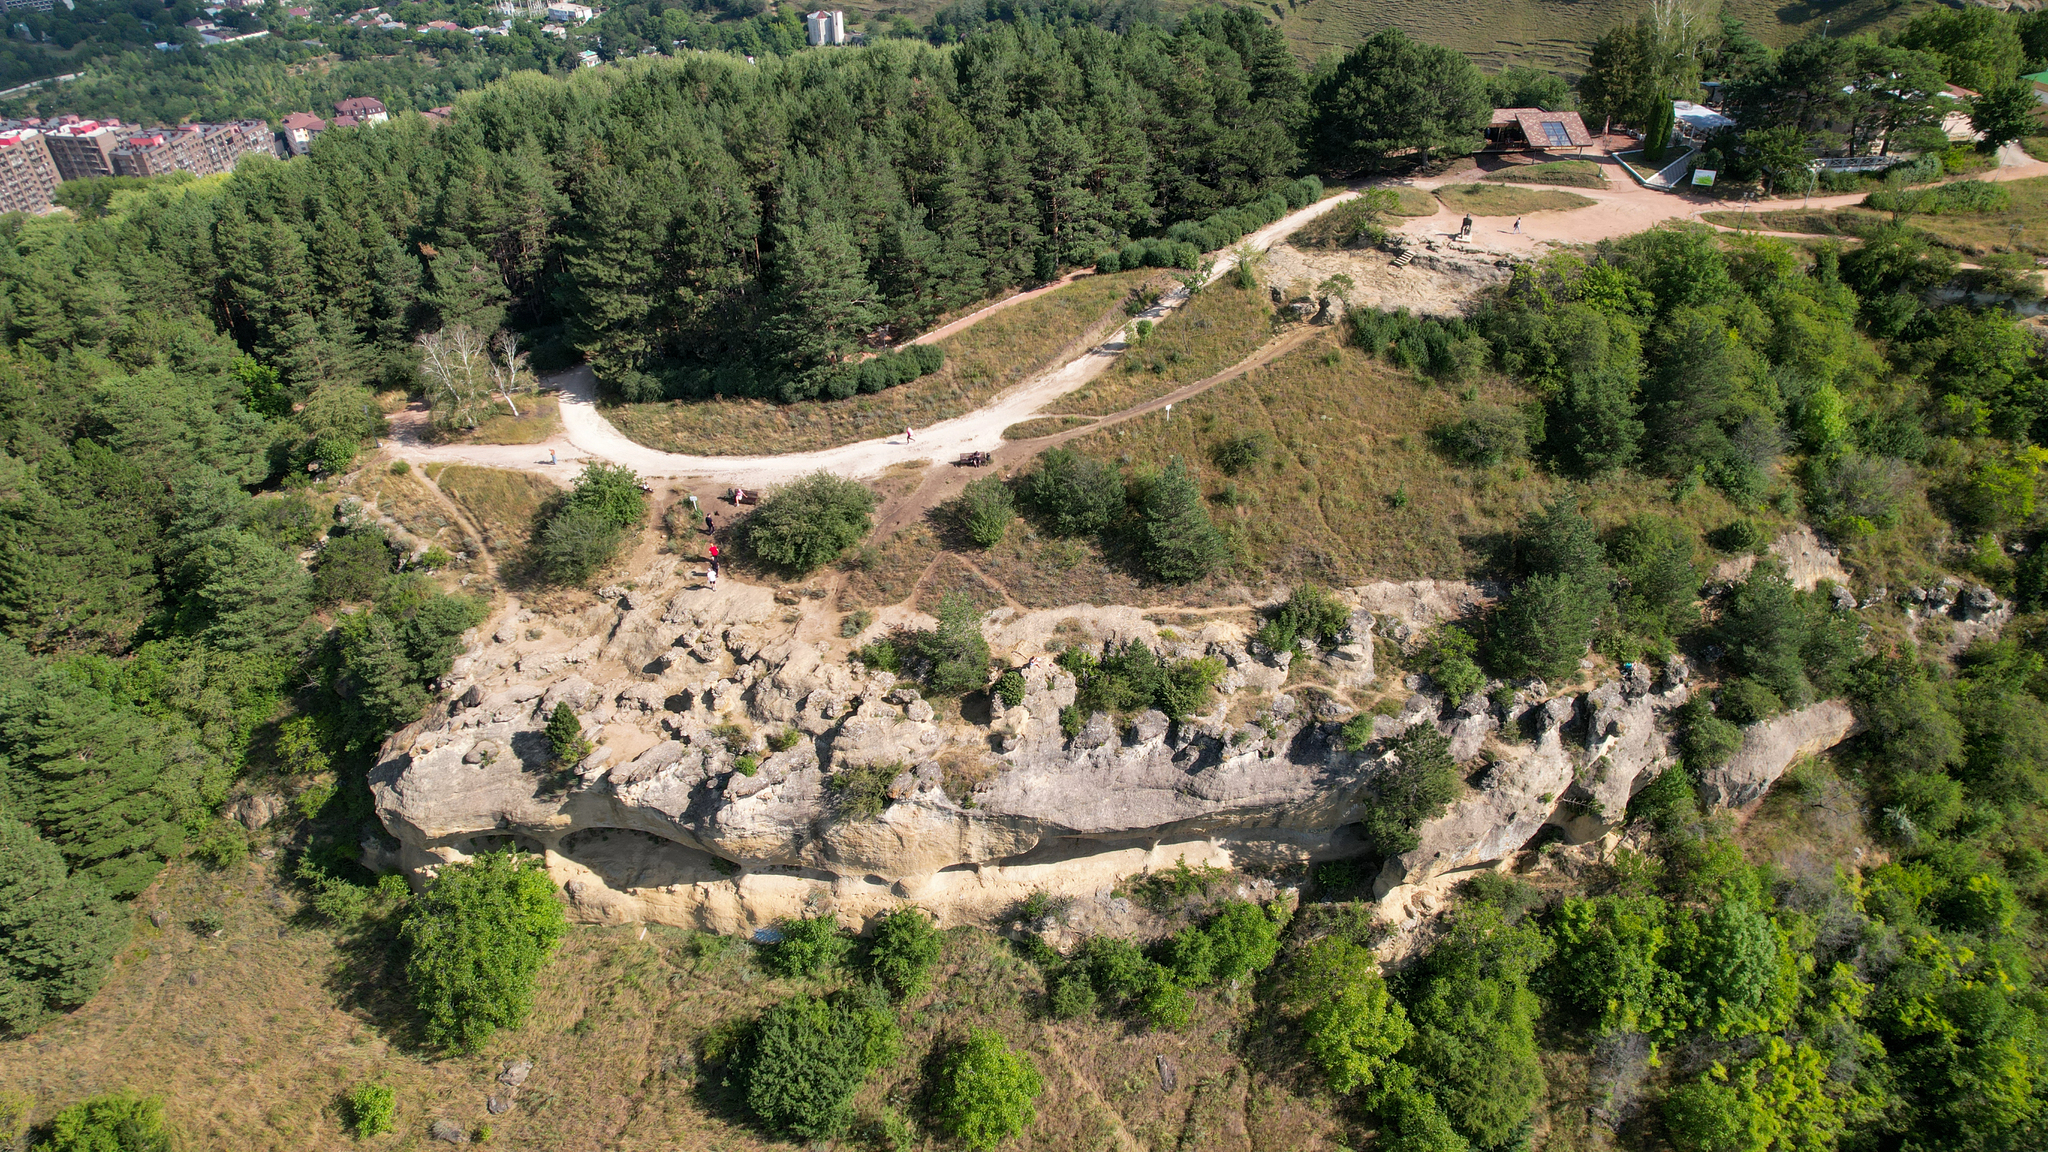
[371,566,1861,936]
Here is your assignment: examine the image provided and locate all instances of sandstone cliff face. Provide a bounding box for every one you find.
[372,570,1859,935]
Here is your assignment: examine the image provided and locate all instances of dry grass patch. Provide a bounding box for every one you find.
[1056,342,1745,586]
[1434,183,1596,217]
[1003,415,1096,440]
[437,464,559,551]
[607,270,1158,456]
[839,521,942,609]
[1061,282,1277,417]
[1702,208,1878,237]
[465,392,562,445]
[1482,159,1609,189]
[18,859,1353,1152]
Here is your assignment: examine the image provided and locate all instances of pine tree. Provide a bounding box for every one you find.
[545,702,591,765]
[0,669,184,899]
[0,815,126,1035]
[1140,457,1229,583]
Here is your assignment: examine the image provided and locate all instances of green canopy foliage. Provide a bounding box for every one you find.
[400,851,568,1054]
[931,1027,1044,1151]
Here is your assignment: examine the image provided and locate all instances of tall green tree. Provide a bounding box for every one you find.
[1308,29,1491,172]
[0,816,126,1035]
[1138,457,1228,583]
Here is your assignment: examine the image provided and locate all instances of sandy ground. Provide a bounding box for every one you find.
[386,142,2048,489]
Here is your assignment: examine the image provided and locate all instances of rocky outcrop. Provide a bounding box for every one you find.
[1695,701,1860,809]
[372,569,1861,935]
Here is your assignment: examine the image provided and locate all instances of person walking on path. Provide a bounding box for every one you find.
[904,425,914,442]
[704,512,714,534]
[708,543,719,563]
[707,565,718,591]
[547,448,557,465]
[1459,214,1472,240]
[1513,217,1522,234]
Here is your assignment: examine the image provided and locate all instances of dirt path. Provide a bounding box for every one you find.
[863,324,1328,545]
[382,192,1366,487]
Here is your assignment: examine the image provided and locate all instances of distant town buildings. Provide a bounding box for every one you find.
[805,9,845,45]
[546,2,597,23]
[110,120,271,177]
[281,111,326,154]
[333,95,389,124]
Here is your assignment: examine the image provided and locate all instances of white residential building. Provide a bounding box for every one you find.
[805,9,845,45]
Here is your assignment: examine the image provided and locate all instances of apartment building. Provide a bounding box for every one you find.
[42,120,123,181]
[0,128,58,214]
[110,121,272,178]
[804,9,845,45]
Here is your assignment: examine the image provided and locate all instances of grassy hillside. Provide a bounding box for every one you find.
[844,0,1931,74]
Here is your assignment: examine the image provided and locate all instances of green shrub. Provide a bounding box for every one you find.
[315,527,395,604]
[741,988,901,1141]
[1080,936,1154,1002]
[346,1082,397,1138]
[1019,447,1126,538]
[766,728,801,752]
[1716,678,1783,725]
[1279,938,1411,1095]
[1049,971,1098,1018]
[193,821,249,870]
[1211,431,1272,476]
[1137,975,1193,1030]
[866,906,942,999]
[536,501,626,584]
[994,669,1026,708]
[34,1092,176,1152]
[840,607,875,638]
[866,592,990,696]
[1430,404,1529,466]
[828,763,898,819]
[767,914,850,977]
[951,476,1015,549]
[1360,725,1459,857]
[746,471,879,574]
[1138,457,1229,582]
[931,1028,1044,1150]
[401,851,567,1054]
[1256,583,1352,652]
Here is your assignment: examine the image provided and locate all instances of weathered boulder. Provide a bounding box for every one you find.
[1696,701,1859,809]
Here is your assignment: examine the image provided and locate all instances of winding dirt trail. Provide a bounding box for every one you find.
[383,191,1367,487]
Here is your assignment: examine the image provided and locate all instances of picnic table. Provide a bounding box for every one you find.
[954,451,992,468]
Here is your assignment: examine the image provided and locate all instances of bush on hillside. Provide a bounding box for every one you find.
[740,987,901,1141]
[535,462,647,584]
[931,1027,1044,1150]
[949,476,1015,549]
[1138,457,1229,583]
[766,913,850,977]
[401,851,567,1053]
[865,906,942,999]
[1018,448,1126,537]
[33,1093,176,1152]
[745,471,879,575]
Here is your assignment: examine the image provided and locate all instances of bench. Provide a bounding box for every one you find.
[729,488,759,506]
[954,451,992,468]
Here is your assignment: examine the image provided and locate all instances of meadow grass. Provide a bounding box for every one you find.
[1059,281,1277,417]
[1482,159,1608,189]
[436,464,560,551]
[466,392,562,446]
[1435,184,1596,216]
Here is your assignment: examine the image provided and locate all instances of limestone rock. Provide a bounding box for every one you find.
[1696,701,1859,809]
[429,1120,468,1144]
